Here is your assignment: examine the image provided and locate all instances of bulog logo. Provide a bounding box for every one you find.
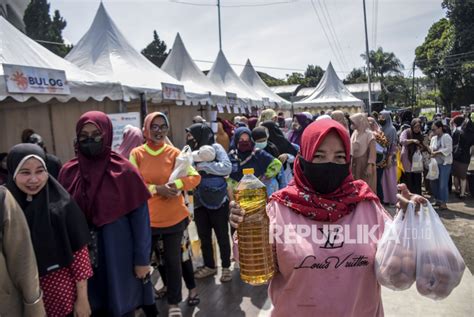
[10,71,64,90]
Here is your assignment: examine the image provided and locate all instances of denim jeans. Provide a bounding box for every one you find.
[431,164,452,204]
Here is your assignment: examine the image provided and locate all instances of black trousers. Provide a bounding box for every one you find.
[376,167,384,202]
[401,172,422,195]
[151,230,184,305]
[194,201,231,269]
[157,259,196,290]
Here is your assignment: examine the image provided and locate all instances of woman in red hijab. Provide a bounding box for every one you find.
[58,111,157,317]
[230,119,425,316]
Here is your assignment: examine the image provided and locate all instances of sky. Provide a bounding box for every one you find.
[47,0,446,80]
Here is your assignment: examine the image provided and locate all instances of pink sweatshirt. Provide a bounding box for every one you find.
[266,199,391,317]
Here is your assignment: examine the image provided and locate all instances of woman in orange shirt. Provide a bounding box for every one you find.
[130,112,201,317]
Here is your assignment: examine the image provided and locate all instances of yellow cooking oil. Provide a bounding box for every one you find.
[234,168,275,285]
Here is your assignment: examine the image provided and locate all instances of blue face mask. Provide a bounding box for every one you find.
[255,141,267,150]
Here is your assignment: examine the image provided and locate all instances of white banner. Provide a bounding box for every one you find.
[3,64,70,95]
[226,92,238,106]
[107,112,141,152]
[262,97,270,106]
[162,83,186,100]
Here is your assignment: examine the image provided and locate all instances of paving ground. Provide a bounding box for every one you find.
[144,193,474,317]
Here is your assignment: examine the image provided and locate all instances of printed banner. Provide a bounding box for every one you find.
[3,64,70,95]
[107,112,141,152]
[162,83,186,100]
[226,92,238,106]
[262,97,270,106]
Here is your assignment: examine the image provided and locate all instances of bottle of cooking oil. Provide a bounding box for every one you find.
[235,168,275,285]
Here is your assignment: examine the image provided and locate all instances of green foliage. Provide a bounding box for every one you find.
[304,65,324,87]
[344,68,368,84]
[284,65,324,87]
[141,30,169,67]
[415,0,474,113]
[286,72,305,85]
[361,47,404,103]
[23,0,71,57]
[384,76,411,107]
[257,71,286,87]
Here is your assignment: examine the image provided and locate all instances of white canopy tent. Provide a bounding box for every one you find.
[207,50,263,109]
[0,16,122,102]
[0,0,29,32]
[65,3,206,104]
[0,16,125,162]
[161,33,227,105]
[294,62,364,112]
[240,59,290,109]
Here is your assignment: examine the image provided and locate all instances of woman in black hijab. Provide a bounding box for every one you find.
[261,120,297,157]
[6,144,92,317]
[261,120,299,184]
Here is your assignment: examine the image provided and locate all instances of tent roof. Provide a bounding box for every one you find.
[240,59,290,108]
[294,62,364,108]
[65,3,187,101]
[161,33,227,102]
[207,50,262,106]
[269,84,300,95]
[0,16,122,102]
[346,82,381,93]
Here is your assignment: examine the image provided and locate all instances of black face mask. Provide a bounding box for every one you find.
[379,119,387,126]
[298,157,350,194]
[79,138,103,158]
[186,138,198,150]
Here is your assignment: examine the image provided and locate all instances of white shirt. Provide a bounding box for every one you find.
[430,133,453,165]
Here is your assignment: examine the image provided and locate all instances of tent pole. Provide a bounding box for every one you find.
[362,0,372,113]
[140,92,148,126]
[217,0,222,50]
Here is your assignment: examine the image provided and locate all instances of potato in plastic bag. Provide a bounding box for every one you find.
[415,203,465,300]
[375,202,417,290]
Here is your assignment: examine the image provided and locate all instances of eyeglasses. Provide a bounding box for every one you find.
[150,124,169,132]
[78,133,103,142]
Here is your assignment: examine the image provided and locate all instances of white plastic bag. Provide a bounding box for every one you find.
[415,202,465,300]
[375,203,417,290]
[168,145,192,183]
[411,150,423,173]
[426,158,439,180]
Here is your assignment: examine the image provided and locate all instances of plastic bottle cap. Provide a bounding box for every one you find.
[243,168,255,175]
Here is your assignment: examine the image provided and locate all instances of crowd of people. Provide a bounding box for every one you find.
[0,107,472,317]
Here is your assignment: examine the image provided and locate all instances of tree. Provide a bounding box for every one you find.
[304,65,324,87]
[361,47,404,103]
[258,71,286,87]
[415,18,457,112]
[141,30,169,67]
[383,76,411,107]
[23,0,71,57]
[441,0,474,108]
[284,65,324,87]
[286,72,306,85]
[344,68,368,84]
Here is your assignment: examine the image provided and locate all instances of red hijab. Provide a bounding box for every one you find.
[58,111,150,227]
[271,119,378,222]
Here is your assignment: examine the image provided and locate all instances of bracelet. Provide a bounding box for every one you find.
[24,290,43,306]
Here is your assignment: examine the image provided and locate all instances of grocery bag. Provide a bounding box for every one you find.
[375,202,417,290]
[426,158,439,180]
[168,145,193,183]
[415,202,465,300]
[411,150,423,173]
